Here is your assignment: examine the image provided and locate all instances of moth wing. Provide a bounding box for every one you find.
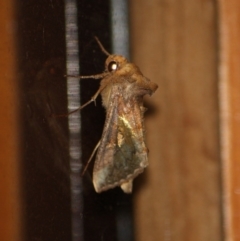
[93,92,148,193]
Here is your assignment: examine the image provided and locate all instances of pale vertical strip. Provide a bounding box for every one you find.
[64,1,84,240]
[218,1,232,240]
[110,0,130,59]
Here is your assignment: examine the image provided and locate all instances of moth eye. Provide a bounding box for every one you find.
[108,61,118,72]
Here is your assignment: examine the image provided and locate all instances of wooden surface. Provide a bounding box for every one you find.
[218,1,240,240]
[0,1,22,241]
[130,1,222,240]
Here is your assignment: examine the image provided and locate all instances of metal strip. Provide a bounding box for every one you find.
[110,0,130,59]
[110,1,133,241]
[64,1,84,240]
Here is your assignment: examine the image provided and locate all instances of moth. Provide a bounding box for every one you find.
[70,38,158,193]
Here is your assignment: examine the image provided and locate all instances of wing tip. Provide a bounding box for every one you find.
[93,165,147,193]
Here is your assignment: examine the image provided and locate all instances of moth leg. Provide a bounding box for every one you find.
[67,97,95,115]
[52,100,92,117]
[54,83,106,117]
[68,83,106,115]
[65,72,108,80]
[56,72,109,115]
[81,140,100,176]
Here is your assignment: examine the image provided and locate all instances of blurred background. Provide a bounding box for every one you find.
[0,0,239,240]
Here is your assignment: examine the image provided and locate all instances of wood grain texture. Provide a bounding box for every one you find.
[130,1,222,240]
[218,0,240,240]
[0,1,22,241]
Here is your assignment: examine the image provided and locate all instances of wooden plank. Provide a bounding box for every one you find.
[130,1,222,240]
[218,1,240,240]
[0,1,22,241]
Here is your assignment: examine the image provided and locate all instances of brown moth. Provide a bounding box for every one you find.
[72,38,158,193]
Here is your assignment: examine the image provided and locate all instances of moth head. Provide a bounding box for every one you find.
[105,55,128,73]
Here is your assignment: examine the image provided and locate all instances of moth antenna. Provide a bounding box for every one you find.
[94,36,111,56]
[81,141,100,176]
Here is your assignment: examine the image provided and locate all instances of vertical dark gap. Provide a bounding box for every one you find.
[18,0,134,240]
[18,0,71,241]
